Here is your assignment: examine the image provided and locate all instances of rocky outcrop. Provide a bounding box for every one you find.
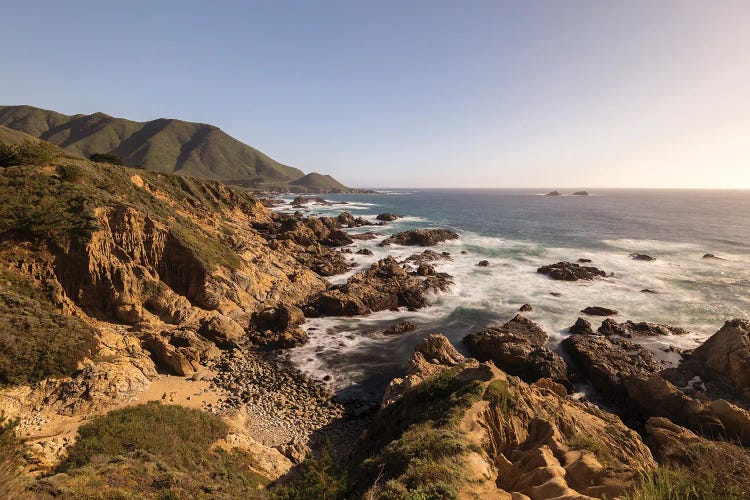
[335,211,374,228]
[382,334,467,404]
[562,333,661,407]
[572,191,589,196]
[665,319,750,405]
[305,256,452,316]
[568,317,593,335]
[375,213,401,221]
[373,335,654,499]
[519,303,532,312]
[545,191,561,196]
[581,306,618,316]
[463,315,570,387]
[598,318,688,337]
[402,249,452,264]
[630,253,656,261]
[380,228,459,247]
[537,261,607,281]
[248,303,307,348]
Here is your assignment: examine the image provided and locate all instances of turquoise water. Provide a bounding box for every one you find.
[279,189,750,400]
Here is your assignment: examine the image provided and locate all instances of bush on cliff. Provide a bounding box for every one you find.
[36,403,267,499]
[0,414,27,499]
[0,269,97,386]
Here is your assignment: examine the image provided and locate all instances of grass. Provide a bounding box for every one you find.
[37,403,267,499]
[0,414,27,499]
[566,433,619,469]
[0,268,97,386]
[271,443,346,500]
[627,468,729,500]
[484,379,514,414]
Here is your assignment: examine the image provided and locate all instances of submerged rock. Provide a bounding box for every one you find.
[382,321,417,335]
[630,253,656,261]
[380,228,459,247]
[537,261,607,281]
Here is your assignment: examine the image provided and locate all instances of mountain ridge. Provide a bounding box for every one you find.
[0,104,353,192]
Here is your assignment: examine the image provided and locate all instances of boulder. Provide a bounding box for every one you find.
[375,213,401,222]
[598,319,688,337]
[402,249,453,264]
[568,317,593,335]
[415,263,435,276]
[198,315,245,345]
[380,228,459,247]
[519,303,533,312]
[577,258,592,263]
[249,303,307,348]
[463,315,569,387]
[306,256,452,316]
[581,306,618,316]
[477,260,490,267]
[383,321,417,335]
[356,248,374,256]
[562,333,660,407]
[537,262,606,281]
[682,319,750,402]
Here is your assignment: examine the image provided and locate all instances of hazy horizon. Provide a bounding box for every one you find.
[4,0,750,189]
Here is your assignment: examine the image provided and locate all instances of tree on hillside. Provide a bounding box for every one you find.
[89,153,124,165]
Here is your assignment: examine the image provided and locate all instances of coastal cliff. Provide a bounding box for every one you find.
[1,138,749,499]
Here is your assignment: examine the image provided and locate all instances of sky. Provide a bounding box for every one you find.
[3,0,750,188]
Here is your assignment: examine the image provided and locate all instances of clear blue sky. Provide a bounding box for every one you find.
[3,0,750,188]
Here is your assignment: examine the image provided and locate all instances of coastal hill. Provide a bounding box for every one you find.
[0,104,352,192]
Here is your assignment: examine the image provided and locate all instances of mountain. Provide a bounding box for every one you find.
[0,104,352,191]
[289,172,350,192]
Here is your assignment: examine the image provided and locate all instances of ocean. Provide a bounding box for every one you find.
[275,189,750,403]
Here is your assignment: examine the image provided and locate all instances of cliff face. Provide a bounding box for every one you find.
[0,153,331,468]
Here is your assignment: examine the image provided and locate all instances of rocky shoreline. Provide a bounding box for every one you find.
[1,156,749,497]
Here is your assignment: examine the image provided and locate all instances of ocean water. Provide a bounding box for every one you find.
[276,189,750,402]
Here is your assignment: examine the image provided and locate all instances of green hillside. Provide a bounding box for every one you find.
[0,105,351,190]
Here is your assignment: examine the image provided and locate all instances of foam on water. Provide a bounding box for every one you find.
[275,190,750,399]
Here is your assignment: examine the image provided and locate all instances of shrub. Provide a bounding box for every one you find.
[484,379,514,413]
[0,269,98,386]
[271,443,346,500]
[42,403,266,498]
[89,153,124,165]
[0,140,58,167]
[0,414,26,499]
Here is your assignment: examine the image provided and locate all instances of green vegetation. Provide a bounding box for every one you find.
[484,378,514,414]
[89,152,124,165]
[36,403,267,499]
[566,433,619,469]
[271,443,346,500]
[0,139,59,167]
[0,268,97,386]
[0,104,349,189]
[0,414,26,499]
[0,144,249,269]
[628,468,726,500]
